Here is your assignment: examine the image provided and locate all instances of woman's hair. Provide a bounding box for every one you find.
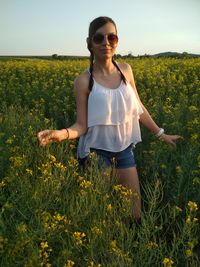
[87,16,126,91]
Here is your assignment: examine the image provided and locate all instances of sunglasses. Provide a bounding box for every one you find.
[92,33,118,45]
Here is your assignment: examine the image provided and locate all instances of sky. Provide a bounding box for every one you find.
[0,0,199,56]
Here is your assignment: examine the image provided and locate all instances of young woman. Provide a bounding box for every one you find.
[37,16,183,222]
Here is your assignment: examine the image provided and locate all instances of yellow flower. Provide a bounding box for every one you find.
[185,249,193,257]
[48,154,56,162]
[16,223,28,233]
[192,177,200,185]
[160,164,167,169]
[174,206,182,213]
[53,212,65,222]
[163,257,174,267]
[5,135,16,144]
[91,226,103,236]
[80,179,93,189]
[190,133,198,142]
[64,260,75,267]
[107,204,113,212]
[0,180,6,188]
[69,143,76,149]
[113,184,135,199]
[54,162,67,171]
[103,169,110,177]
[146,241,158,249]
[87,261,101,267]
[175,166,182,174]
[186,215,191,224]
[40,241,49,249]
[187,201,198,212]
[44,118,50,124]
[193,217,198,223]
[9,156,24,167]
[26,168,33,175]
[110,240,118,253]
[73,231,86,246]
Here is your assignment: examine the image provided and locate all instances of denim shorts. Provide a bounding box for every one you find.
[78,143,136,171]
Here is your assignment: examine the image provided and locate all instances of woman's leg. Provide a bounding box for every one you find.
[116,167,141,222]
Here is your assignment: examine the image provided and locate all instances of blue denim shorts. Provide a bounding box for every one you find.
[89,143,136,169]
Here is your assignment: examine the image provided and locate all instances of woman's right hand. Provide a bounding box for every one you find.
[37,129,62,146]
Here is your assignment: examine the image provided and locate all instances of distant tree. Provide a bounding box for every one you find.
[182,52,189,58]
[114,54,122,59]
[127,51,133,57]
[52,54,58,59]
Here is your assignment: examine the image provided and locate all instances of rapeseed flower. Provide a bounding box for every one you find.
[64,260,75,267]
[73,231,86,246]
[187,201,198,212]
[80,179,93,189]
[185,249,193,257]
[163,257,174,267]
[91,226,103,236]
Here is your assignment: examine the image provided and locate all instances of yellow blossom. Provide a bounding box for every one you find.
[87,261,101,267]
[190,133,198,142]
[107,204,113,212]
[73,231,86,246]
[110,240,119,253]
[163,257,174,267]
[192,177,200,185]
[193,217,198,223]
[146,241,158,249]
[113,184,136,199]
[44,118,50,124]
[174,206,182,213]
[54,162,66,171]
[26,168,33,175]
[64,260,75,267]
[91,226,103,236]
[0,180,6,188]
[186,215,191,224]
[80,179,93,189]
[185,249,193,257]
[69,143,76,149]
[40,241,49,249]
[175,166,182,174]
[48,154,56,162]
[187,201,198,212]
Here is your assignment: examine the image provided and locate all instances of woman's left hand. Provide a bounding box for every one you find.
[159,133,184,147]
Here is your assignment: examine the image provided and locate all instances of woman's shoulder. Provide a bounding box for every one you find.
[117,62,133,82]
[117,62,132,73]
[74,69,90,92]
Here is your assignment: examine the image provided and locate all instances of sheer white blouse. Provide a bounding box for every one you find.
[77,78,144,159]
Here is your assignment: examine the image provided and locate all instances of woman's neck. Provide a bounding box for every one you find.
[93,59,116,76]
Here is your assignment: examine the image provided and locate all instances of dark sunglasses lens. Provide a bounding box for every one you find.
[93,34,104,44]
[108,34,118,44]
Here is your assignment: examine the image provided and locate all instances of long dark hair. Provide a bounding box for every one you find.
[87,16,126,91]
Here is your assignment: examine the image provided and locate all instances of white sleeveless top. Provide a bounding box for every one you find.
[77,78,144,159]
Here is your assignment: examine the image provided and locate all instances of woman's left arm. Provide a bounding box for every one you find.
[126,64,183,147]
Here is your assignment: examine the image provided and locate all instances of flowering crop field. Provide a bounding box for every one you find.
[0,57,200,266]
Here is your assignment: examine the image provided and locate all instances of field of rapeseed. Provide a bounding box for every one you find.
[0,57,199,266]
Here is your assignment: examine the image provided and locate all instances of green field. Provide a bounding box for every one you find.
[0,58,199,266]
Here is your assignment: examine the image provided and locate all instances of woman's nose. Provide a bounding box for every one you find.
[102,35,110,45]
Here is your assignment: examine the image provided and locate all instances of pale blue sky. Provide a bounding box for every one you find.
[0,0,199,56]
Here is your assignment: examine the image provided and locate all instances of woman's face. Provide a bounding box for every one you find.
[90,22,118,60]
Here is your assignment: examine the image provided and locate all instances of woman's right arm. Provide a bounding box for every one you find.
[37,73,89,146]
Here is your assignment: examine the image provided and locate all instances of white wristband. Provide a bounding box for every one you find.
[155,128,164,138]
